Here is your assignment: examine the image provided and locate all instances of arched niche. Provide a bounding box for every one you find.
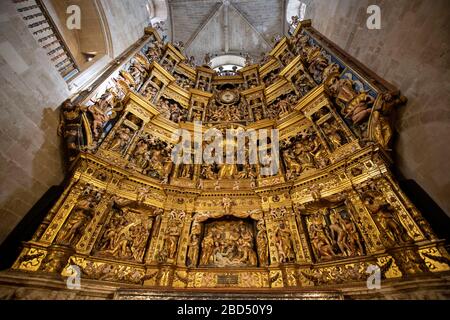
[188,209,264,268]
[192,210,264,234]
[149,0,168,24]
[286,0,308,23]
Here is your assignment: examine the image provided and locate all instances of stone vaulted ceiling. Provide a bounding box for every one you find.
[168,0,287,62]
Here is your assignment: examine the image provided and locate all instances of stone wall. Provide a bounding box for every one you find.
[100,0,152,58]
[302,0,450,216]
[0,0,152,244]
[0,2,69,244]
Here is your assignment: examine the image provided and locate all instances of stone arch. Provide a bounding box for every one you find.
[44,0,113,70]
[149,0,169,24]
[286,0,308,23]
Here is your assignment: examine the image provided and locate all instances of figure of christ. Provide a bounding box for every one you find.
[200,220,257,267]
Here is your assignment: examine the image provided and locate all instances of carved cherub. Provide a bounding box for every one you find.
[222,196,233,215]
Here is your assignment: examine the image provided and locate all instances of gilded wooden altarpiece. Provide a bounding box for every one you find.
[6,22,450,299]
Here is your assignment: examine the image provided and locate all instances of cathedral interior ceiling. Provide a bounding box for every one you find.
[168,0,285,62]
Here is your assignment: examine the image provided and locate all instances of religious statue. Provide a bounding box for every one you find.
[157,98,171,119]
[163,210,186,260]
[222,196,233,215]
[130,139,150,171]
[253,107,264,121]
[191,108,203,122]
[169,102,188,123]
[274,223,295,263]
[142,85,158,102]
[293,71,317,96]
[201,165,217,180]
[136,186,150,204]
[95,199,155,262]
[343,91,374,125]
[88,105,110,139]
[200,220,257,267]
[174,41,185,52]
[136,136,173,181]
[283,150,302,177]
[187,233,200,267]
[322,122,345,150]
[278,97,290,114]
[325,73,358,108]
[134,53,150,70]
[295,140,317,171]
[200,233,214,265]
[55,186,102,247]
[92,88,123,121]
[109,126,132,153]
[328,210,351,256]
[304,46,330,82]
[307,134,329,168]
[151,20,166,33]
[57,99,87,163]
[256,220,269,266]
[119,70,137,89]
[145,46,160,62]
[290,15,300,29]
[292,33,310,55]
[308,214,335,260]
[165,223,181,260]
[272,34,283,45]
[180,164,193,179]
[369,93,404,149]
[322,63,341,82]
[372,110,393,149]
[197,76,210,91]
[238,164,256,180]
[362,191,411,244]
[204,53,211,66]
[187,56,196,68]
[282,133,320,179]
[336,212,364,256]
[238,224,258,265]
[218,163,237,180]
[128,61,147,86]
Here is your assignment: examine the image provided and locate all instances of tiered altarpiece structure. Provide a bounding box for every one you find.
[2,21,450,300]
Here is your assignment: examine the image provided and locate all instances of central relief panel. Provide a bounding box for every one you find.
[200,219,257,268]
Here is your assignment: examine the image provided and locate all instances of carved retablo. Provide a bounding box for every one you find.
[8,21,450,298]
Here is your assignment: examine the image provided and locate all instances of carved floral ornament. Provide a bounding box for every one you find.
[192,209,263,227]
